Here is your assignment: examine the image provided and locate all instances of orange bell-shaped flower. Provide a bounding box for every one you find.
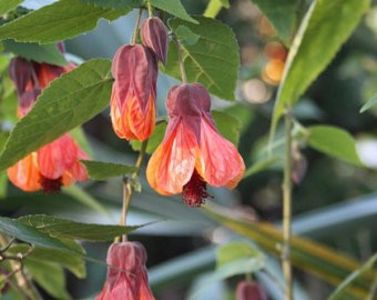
[146,83,245,207]
[7,134,88,192]
[97,242,155,300]
[7,55,88,192]
[110,44,157,141]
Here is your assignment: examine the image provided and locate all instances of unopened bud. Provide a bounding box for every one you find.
[141,17,169,64]
[236,280,267,300]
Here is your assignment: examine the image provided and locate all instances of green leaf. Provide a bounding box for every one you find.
[18,214,143,241]
[175,25,200,46]
[131,121,167,154]
[204,0,230,18]
[205,203,375,298]
[151,0,197,24]
[250,0,299,44]
[212,110,241,145]
[360,94,377,113]
[271,0,370,135]
[0,0,129,43]
[26,259,71,300]
[0,216,74,252]
[307,125,362,166]
[164,17,240,100]
[80,0,142,9]
[216,241,265,277]
[9,243,86,278]
[82,160,137,180]
[0,0,22,15]
[329,253,377,300]
[3,40,67,66]
[0,59,113,172]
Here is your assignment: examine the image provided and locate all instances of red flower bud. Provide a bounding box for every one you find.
[97,242,155,300]
[236,281,267,300]
[110,44,157,141]
[141,17,169,64]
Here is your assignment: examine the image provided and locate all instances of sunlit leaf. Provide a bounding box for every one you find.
[204,0,230,18]
[164,17,240,100]
[18,214,144,241]
[307,125,362,166]
[271,0,370,136]
[0,59,113,172]
[0,216,74,252]
[3,40,67,66]
[0,0,129,43]
[151,0,197,24]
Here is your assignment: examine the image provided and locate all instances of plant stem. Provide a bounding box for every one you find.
[282,110,293,300]
[175,39,188,83]
[131,8,143,45]
[119,140,149,242]
[0,234,42,300]
[146,0,153,17]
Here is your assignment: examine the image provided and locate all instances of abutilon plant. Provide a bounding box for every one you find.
[97,242,155,300]
[146,83,245,207]
[6,56,88,192]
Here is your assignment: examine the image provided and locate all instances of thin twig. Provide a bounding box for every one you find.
[118,139,149,242]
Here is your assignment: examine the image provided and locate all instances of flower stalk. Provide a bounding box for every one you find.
[282,110,293,300]
[119,139,148,242]
[175,39,188,83]
[131,8,143,45]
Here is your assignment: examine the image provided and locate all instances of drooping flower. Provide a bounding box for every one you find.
[7,55,88,192]
[7,134,88,192]
[140,17,169,64]
[9,57,74,117]
[97,242,155,300]
[146,83,245,207]
[236,280,267,300]
[110,44,158,141]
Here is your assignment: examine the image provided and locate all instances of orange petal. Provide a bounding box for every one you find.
[7,153,41,192]
[196,117,245,188]
[37,134,79,179]
[110,86,137,140]
[146,119,198,195]
[126,94,156,141]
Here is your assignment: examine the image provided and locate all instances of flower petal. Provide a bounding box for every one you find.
[146,118,198,195]
[7,153,41,192]
[125,94,156,141]
[196,116,245,188]
[37,135,79,179]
